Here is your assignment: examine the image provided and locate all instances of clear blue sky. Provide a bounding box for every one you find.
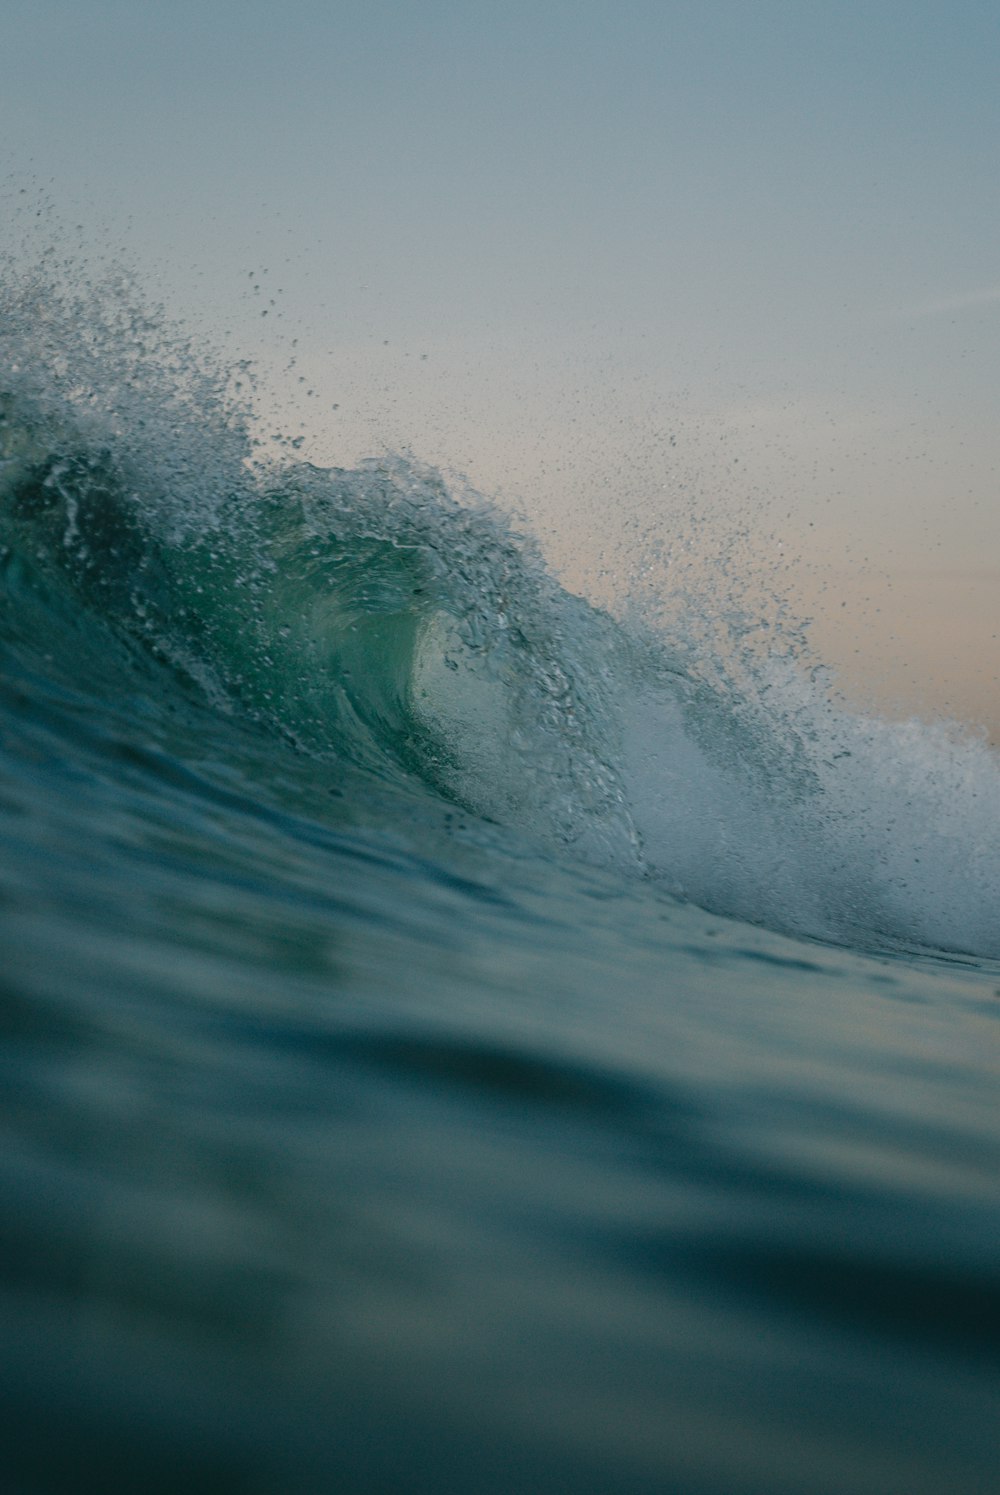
[4,0,999,600]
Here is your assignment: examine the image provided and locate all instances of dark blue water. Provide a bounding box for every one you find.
[2,267,998,1495]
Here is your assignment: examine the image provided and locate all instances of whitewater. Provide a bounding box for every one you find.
[1,263,998,1495]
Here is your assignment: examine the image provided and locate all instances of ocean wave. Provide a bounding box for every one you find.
[2,270,999,960]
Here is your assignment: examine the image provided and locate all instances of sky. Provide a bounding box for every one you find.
[3,0,999,732]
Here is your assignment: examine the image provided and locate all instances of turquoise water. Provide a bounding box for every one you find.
[2,270,999,1495]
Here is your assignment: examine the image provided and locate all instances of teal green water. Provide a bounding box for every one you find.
[1,272,999,1494]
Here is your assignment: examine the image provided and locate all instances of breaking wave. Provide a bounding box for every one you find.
[2,265,998,959]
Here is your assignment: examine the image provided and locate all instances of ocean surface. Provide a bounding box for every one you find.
[2,268,999,1495]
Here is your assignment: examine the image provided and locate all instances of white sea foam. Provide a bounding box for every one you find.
[620,650,1000,956]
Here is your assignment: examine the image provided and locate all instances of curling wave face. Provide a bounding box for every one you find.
[1,273,999,960]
